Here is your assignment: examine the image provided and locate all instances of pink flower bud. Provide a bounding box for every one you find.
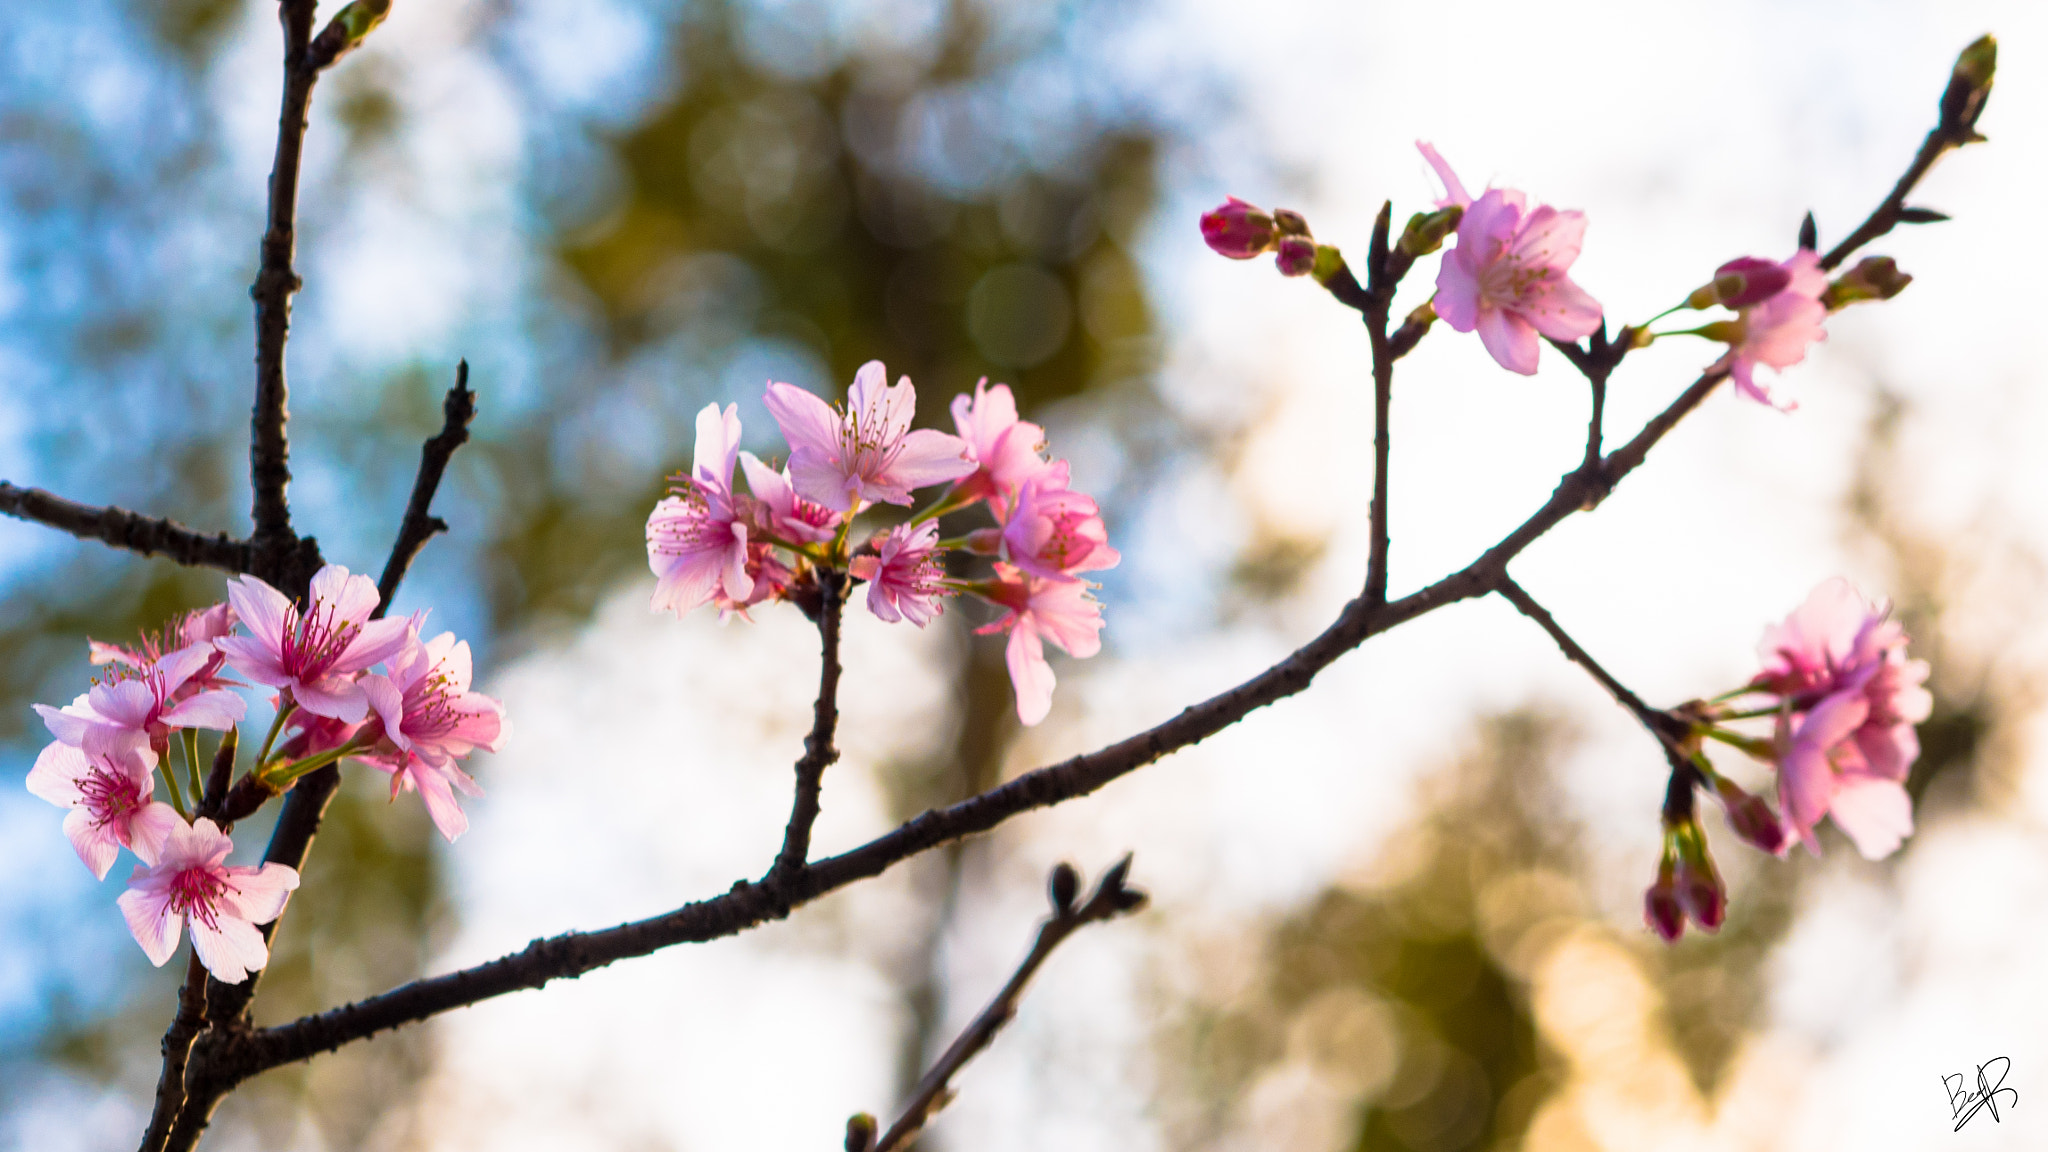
[1274,236,1317,277]
[1676,858,1725,930]
[1714,777,1787,855]
[1200,197,1277,260]
[1710,256,1794,309]
[1644,872,1685,943]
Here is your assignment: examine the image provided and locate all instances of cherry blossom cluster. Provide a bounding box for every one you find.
[1644,579,1931,941]
[1202,144,1910,402]
[646,361,1118,725]
[1202,149,1934,944]
[25,564,505,981]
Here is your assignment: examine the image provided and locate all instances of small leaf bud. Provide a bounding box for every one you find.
[1396,205,1463,259]
[1048,862,1079,917]
[1820,256,1912,310]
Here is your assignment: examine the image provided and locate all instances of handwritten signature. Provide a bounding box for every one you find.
[1943,1057,2017,1131]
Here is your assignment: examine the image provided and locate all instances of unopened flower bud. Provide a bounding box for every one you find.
[1275,236,1317,277]
[962,527,1003,555]
[1309,243,1346,285]
[1941,35,1996,139]
[1713,777,1787,855]
[1272,208,1311,237]
[1201,197,1277,260]
[1820,256,1912,310]
[1397,205,1464,259]
[844,1112,878,1152]
[1688,256,1792,310]
[1048,862,1079,916]
[307,0,392,70]
[1671,818,1726,932]
[1644,852,1685,943]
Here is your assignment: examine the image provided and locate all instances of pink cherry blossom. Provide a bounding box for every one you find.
[1421,144,1602,376]
[850,521,951,627]
[738,451,841,546]
[999,464,1120,582]
[1715,250,1827,408]
[950,380,1049,519]
[216,564,411,724]
[35,642,246,758]
[1752,578,1930,858]
[26,743,181,879]
[360,630,504,842]
[117,817,299,983]
[90,603,239,696]
[974,563,1105,726]
[648,403,755,618]
[765,362,975,513]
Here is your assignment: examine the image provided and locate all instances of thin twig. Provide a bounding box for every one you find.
[1362,201,1396,607]
[248,0,323,552]
[1495,575,1689,770]
[770,568,846,887]
[136,953,210,1152]
[0,483,252,573]
[375,362,478,614]
[863,859,1147,1152]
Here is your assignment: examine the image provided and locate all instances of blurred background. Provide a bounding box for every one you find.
[1,1,2045,1149]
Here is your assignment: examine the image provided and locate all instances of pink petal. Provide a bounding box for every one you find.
[361,673,408,751]
[152,645,213,696]
[1005,626,1056,727]
[788,448,857,513]
[117,883,181,968]
[224,862,300,924]
[693,402,742,487]
[1415,140,1471,208]
[1474,306,1540,375]
[410,764,471,842]
[312,565,383,626]
[764,383,843,463]
[62,808,123,880]
[1509,205,1587,270]
[215,634,292,688]
[1433,254,1481,332]
[226,575,293,652]
[26,742,88,806]
[189,916,269,984]
[293,676,369,724]
[1518,275,1604,342]
[126,802,183,867]
[86,680,157,730]
[332,616,413,675]
[1827,778,1914,860]
[721,524,755,602]
[882,429,976,495]
[650,551,723,617]
[158,688,247,732]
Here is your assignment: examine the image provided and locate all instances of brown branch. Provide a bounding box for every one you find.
[770,567,846,887]
[248,0,323,552]
[0,483,252,573]
[175,355,1731,1094]
[1362,201,1396,607]
[858,859,1148,1152]
[1495,574,1688,769]
[375,362,477,614]
[136,953,210,1152]
[1819,36,1993,272]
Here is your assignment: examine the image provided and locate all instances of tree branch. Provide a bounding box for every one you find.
[1362,201,1396,607]
[0,483,252,573]
[1495,574,1688,769]
[856,858,1147,1152]
[375,362,477,614]
[136,954,210,1152]
[248,0,323,552]
[770,568,846,887]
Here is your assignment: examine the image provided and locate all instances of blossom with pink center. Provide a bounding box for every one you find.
[1714,249,1827,408]
[1421,143,1602,376]
[1750,578,1930,857]
[974,562,1105,726]
[850,521,951,627]
[35,642,246,758]
[90,603,239,696]
[765,362,975,513]
[360,630,504,841]
[999,464,1120,582]
[26,743,181,879]
[950,379,1050,518]
[216,564,411,724]
[738,451,841,546]
[648,403,755,618]
[117,817,299,983]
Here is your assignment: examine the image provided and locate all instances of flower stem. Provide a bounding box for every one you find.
[180,730,204,811]
[158,759,192,821]
[253,700,298,767]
